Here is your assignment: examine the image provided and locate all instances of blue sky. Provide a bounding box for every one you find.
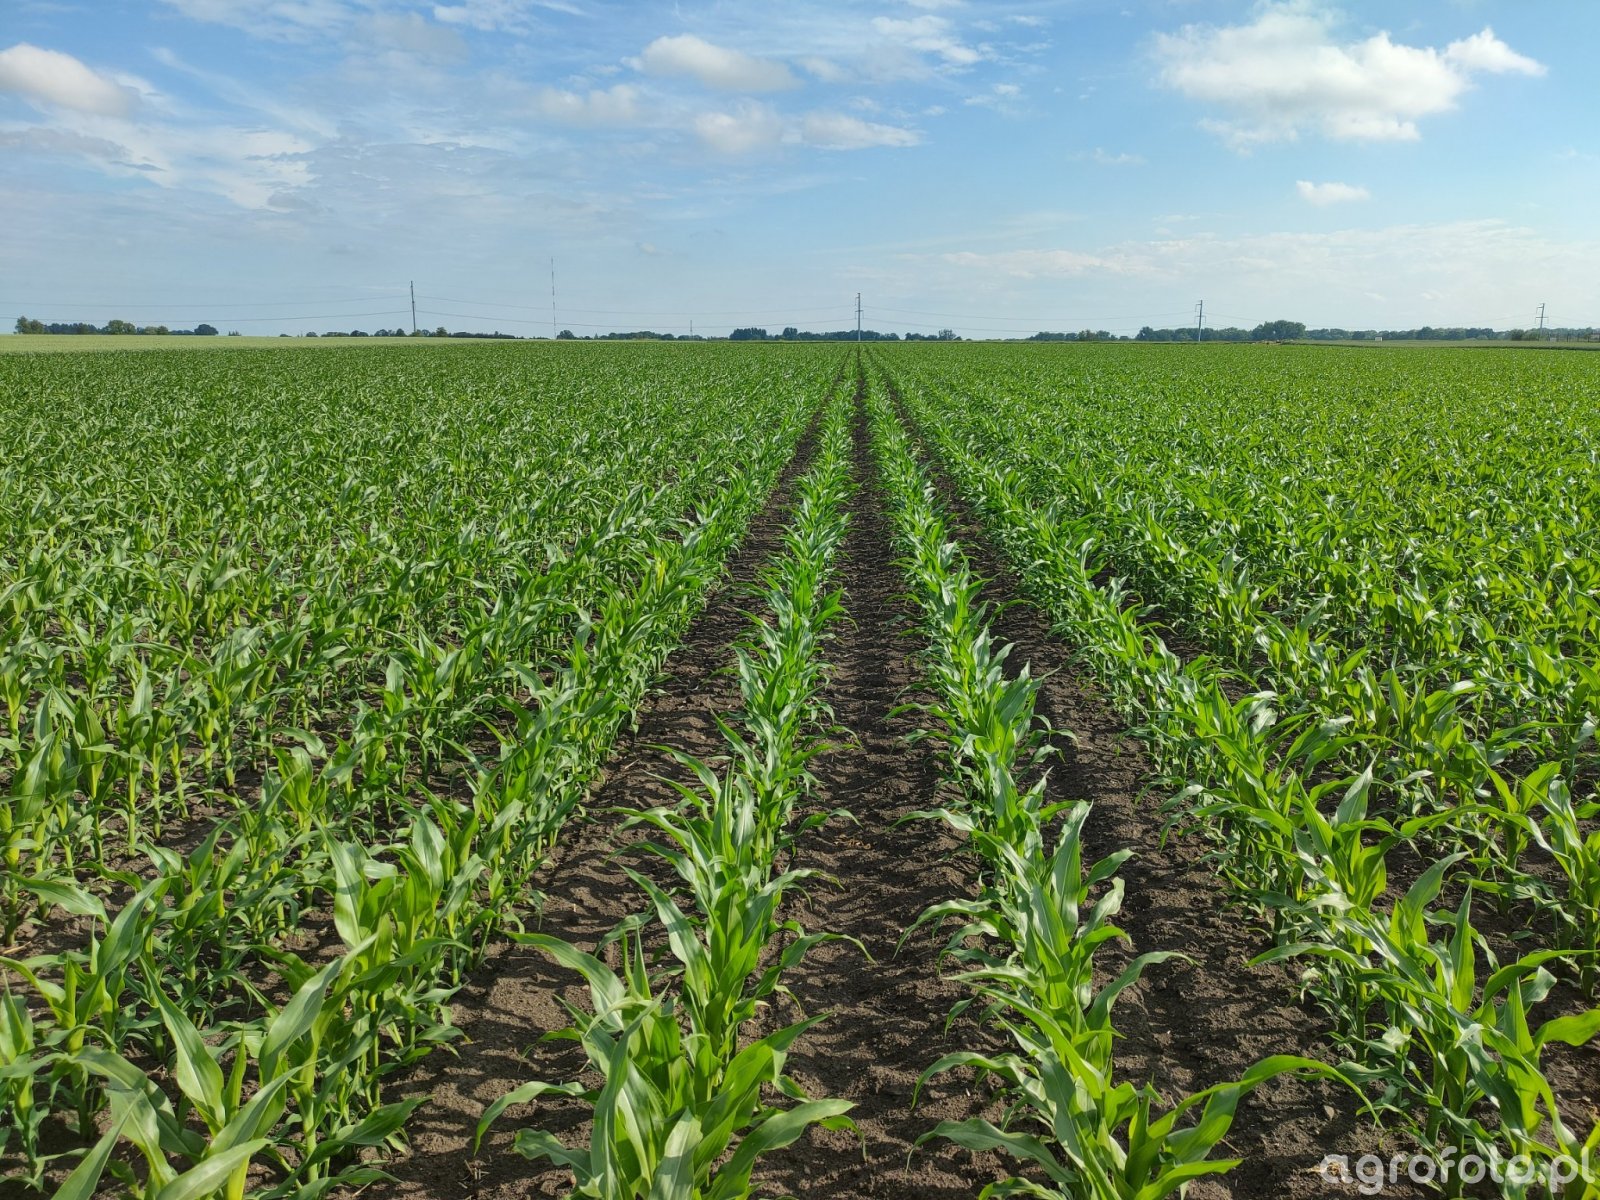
[1,0,1594,337]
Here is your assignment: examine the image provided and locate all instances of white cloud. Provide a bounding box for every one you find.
[801,112,920,150]
[941,247,1144,279]
[1444,28,1545,76]
[531,84,640,125]
[928,221,1590,325]
[1089,148,1144,165]
[965,81,1022,110]
[797,55,851,84]
[430,0,584,33]
[630,35,797,92]
[365,12,468,62]
[1153,3,1546,147]
[693,100,785,154]
[871,16,984,67]
[0,43,136,116]
[159,0,352,40]
[1296,179,1369,205]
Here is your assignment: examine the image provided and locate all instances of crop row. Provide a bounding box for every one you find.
[864,370,1339,1197]
[0,345,837,1195]
[875,349,1600,1196]
[474,383,860,1197]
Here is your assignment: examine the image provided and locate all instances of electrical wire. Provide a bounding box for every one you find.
[418,295,854,318]
[867,304,1199,324]
[1,297,403,311]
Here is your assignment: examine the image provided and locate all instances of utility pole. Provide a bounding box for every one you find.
[550,258,557,340]
[410,281,417,334]
[1537,302,1547,339]
[856,293,862,342]
[1195,300,1204,343]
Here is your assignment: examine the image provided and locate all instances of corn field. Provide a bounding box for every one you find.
[1,340,1596,1199]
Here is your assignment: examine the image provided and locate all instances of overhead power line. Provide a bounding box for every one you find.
[1,297,401,311]
[867,304,1199,324]
[417,295,855,319]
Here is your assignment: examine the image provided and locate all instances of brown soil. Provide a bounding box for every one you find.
[881,367,1430,1199]
[356,399,849,1200]
[367,381,1013,1200]
[366,364,1434,1200]
[744,390,1010,1197]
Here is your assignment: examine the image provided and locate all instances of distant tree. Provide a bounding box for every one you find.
[435,326,448,338]
[1250,319,1306,341]
[729,327,769,341]
[105,318,137,335]
[557,329,576,339]
[14,316,45,334]
[306,331,318,338]
[195,323,219,336]
[781,326,798,339]
[936,328,957,341]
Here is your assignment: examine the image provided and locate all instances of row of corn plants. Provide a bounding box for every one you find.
[475,386,860,1197]
[863,372,1342,1198]
[877,354,1600,1197]
[0,346,839,936]
[0,350,841,1196]
[879,346,1599,984]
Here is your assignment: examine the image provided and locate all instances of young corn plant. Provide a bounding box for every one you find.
[475,387,858,1195]
[477,932,852,1200]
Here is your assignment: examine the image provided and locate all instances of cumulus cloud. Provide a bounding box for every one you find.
[630,35,797,91]
[1443,28,1545,76]
[693,100,786,154]
[689,103,920,155]
[0,43,136,116]
[1153,3,1545,147]
[531,84,641,125]
[800,112,920,150]
[1296,179,1369,204]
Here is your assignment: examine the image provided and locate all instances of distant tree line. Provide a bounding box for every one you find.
[307,328,518,339]
[16,316,219,336]
[21,314,1596,344]
[1131,322,1600,343]
[1132,320,1306,342]
[730,327,917,341]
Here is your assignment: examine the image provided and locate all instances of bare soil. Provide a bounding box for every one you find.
[366,367,1437,1200]
[884,371,1430,1199]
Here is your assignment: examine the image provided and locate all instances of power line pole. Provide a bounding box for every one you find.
[550,258,557,340]
[856,293,862,342]
[1195,300,1204,343]
[410,281,416,334]
[1537,302,1547,339]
